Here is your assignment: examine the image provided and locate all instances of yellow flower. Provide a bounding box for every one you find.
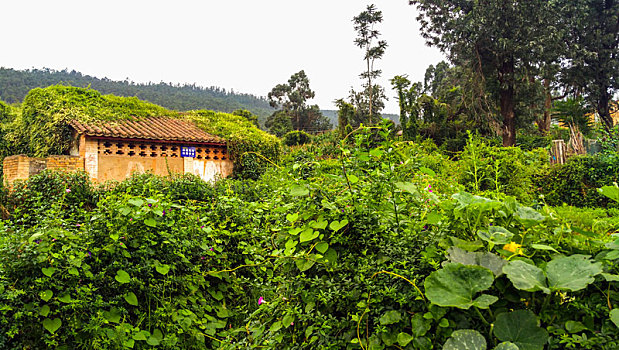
[503,242,522,254]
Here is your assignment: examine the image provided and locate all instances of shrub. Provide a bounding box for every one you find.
[538,154,619,207]
[282,130,311,146]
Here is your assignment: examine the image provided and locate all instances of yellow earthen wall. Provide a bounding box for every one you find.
[97,155,184,183]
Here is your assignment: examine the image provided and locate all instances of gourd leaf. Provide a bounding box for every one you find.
[503,260,549,294]
[443,329,486,350]
[424,263,496,309]
[493,310,548,350]
[477,226,514,245]
[446,247,507,276]
[124,292,138,306]
[494,342,519,350]
[610,309,619,328]
[515,205,544,227]
[545,255,602,292]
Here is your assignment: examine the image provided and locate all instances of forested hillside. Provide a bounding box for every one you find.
[0,68,276,120]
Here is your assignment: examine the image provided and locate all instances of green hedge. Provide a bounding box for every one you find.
[538,154,619,207]
[282,130,311,146]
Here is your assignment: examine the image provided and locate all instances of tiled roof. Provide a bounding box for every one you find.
[69,117,225,144]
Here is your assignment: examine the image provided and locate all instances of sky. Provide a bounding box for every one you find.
[0,0,445,114]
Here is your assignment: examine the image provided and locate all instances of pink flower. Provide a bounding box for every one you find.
[258,297,265,305]
[65,189,71,193]
[291,322,294,326]
[209,247,213,251]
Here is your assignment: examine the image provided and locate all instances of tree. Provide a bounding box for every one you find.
[409,0,558,146]
[267,70,331,133]
[560,0,619,130]
[265,111,293,137]
[353,4,388,124]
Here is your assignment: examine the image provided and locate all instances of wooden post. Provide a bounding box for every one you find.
[550,140,566,165]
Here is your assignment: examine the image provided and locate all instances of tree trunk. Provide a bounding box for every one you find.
[537,78,552,134]
[499,59,516,147]
[597,92,612,131]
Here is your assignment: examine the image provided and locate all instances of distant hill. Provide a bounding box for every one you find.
[0,67,400,130]
[0,67,276,121]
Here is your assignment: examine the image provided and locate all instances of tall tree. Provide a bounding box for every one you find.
[267,70,331,133]
[409,0,558,146]
[353,4,388,124]
[560,0,619,130]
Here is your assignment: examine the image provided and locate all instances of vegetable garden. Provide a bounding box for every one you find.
[0,124,618,349]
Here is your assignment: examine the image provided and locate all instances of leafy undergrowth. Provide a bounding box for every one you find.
[0,126,618,349]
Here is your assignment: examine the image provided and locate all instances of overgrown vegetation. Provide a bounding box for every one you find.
[0,86,281,179]
[1,125,618,349]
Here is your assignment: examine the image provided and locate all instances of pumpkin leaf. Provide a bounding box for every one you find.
[424,263,496,309]
[43,318,62,334]
[443,329,486,350]
[494,310,548,350]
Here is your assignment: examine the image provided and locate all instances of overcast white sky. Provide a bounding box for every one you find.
[1,0,445,114]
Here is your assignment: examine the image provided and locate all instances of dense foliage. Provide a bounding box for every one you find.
[1,127,618,349]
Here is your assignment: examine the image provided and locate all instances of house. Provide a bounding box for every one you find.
[3,117,234,185]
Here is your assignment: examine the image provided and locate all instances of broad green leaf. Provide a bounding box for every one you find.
[565,321,587,333]
[123,339,135,348]
[299,229,318,242]
[348,174,359,184]
[494,342,519,350]
[610,309,619,328]
[397,332,414,347]
[427,210,442,225]
[473,294,499,309]
[311,220,328,230]
[503,260,549,294]
[324,248,338,264]
[295,259,315,272]
[290,185,309,197]
[286,213,298,223]
[424,263,496,309]
[104,308,122,323]
[369,148,383,157]
[41,267,56,277]
[58,293,72,303]
[515,205,545,227]
[270,321,282,333]
[43,318,61,334]
[395,182,418,194]
[477,226,514,245]
[144,218,157,227]
[546,255,602,292]
[156,264,170,275]
[115,270,131,284]
[68,267,79,276]
[133,330,150,341]
[598,185,619,203]
[411,313,431,337]
[379,310,402,325]
[443,329,486,350]
[315,242,329,253]
[601,273,619,282]
[329,219,348,231]
[494,310,548,350]
[40,289,53,302]
[446,247,507,277]
[124,292,138,306]
[419,166,436,177]
[39,304,50,317]
[128,198,144,207]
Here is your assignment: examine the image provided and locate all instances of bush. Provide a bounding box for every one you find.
[282,130,311,146]
[538,154,619,207]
